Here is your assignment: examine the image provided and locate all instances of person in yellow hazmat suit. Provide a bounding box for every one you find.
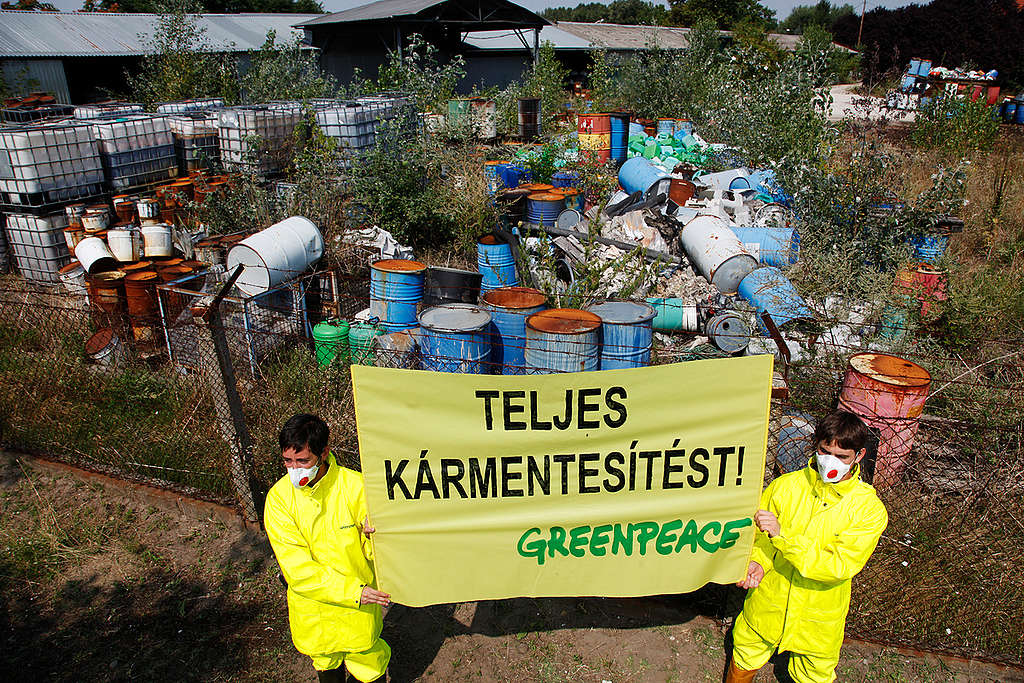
[265,414,392,683]
[727,411,888,683]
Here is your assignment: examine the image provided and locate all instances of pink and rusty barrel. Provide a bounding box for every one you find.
[838,352,931,486]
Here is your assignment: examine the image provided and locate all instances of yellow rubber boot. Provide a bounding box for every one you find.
[725,658,759,683]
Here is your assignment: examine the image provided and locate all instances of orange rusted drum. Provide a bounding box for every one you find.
[669,178,696,206]
[481,286,548,375]
[124,271,161,346]
[370,259,427,332]
[838,352,931,486]
[87,270,126,313]
[525,308,602,374]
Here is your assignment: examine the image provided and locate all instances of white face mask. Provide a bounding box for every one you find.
[816,451,853,484]
[288,460,320,488]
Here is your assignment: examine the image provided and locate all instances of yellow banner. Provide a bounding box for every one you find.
[352,356,773,607]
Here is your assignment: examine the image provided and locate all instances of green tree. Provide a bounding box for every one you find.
[366,33,465,113]
[542,0,668,25]
[2,0,57,9]
[668,0,775,30]
[779,1,855,34]
[125,0,240,106]
[240,30,337,104]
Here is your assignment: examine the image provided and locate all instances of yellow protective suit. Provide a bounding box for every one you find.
[735,459,887,679]
[265,453,388,680]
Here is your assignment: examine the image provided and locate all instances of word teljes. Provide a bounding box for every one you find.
[475,387,628,431]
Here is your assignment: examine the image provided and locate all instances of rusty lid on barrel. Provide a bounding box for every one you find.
[158,265,193,282]
[529,192,564,202]
[527,308,601,335]
[84,328,115,356]
[519,183,554,193]
[483,286,546,310]
[122,261,153,274]
[371,258,426,274]
[125,271,159,284]
[848,352,931,388]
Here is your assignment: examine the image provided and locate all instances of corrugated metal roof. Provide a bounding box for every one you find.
[0,11,319,58]
[556,22,692,50]
[298,0,440,25]
[465,21,840,53]
[296,0,547,28]
[463,25,592,51]
[464,22,690,52]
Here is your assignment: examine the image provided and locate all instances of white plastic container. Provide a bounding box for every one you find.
[226,216,324,296]
[58,261,88,297]
[0,123,104,202]
[679,215,758,295]
[75,236,117,274]
[141,224,173,257]
[694,168,749,192]
[107,227,141,262]
[137,198,161,220]
[81,209,109,232]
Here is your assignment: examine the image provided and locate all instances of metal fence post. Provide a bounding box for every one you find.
[192,266,259,523]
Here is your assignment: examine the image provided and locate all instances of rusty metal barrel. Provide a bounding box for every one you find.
[838,352,931,486]
[124,271,161,348]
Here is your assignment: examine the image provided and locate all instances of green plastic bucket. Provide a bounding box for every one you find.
[348,321,382,366]
[312,319,349,367]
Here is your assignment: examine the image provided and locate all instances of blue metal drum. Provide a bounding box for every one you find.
[609,112,630,163]
[551,170,580,188]
[525,308,601,374]
[731,226,801,267]
[477,235,519,292]
[585,300,656,370]
[369,259,426,332]
[737,266,815,331]
[484,161,506,195]
[481,286,547,374]
[618,156,670,196]
[526,192,565,226]
[1002,100,1017,123]
[418,303,492,374]
[907,233,949,263]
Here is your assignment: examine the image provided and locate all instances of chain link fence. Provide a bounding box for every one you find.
[0,272,1020,666]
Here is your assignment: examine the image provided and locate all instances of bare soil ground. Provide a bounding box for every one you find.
[0,452,1018,683]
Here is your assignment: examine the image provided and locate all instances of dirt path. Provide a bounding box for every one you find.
[0,452,1016,682]
[828,83,918,123]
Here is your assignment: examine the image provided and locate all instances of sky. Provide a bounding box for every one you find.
[41,0,920,21]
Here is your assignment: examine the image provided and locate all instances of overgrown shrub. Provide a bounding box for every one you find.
[240,31,339,104]
[126,0,239,106]
[912,95,1000,157]
[359,33,465,113]
[346,126,455,251]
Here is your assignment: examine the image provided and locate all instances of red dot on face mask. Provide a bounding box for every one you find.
[299,477,309,486]
[827,469,838,479]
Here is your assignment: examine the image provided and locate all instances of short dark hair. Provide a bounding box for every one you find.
[279,414,329,456]
[814,411,871,453]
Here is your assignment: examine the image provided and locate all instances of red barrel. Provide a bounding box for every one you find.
[838,352,931,486]
[578,113,611,162]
